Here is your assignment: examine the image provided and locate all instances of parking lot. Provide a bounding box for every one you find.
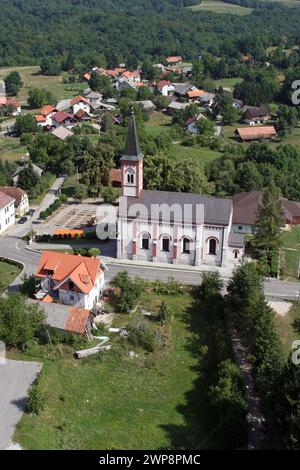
[34,203,98,234]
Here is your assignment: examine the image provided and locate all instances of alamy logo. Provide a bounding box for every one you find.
[291,340,300,365]
[291,80,300,105]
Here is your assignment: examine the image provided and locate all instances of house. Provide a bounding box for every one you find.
[35,251,105,310]
[0,191,15,234]
[56,99,72,112]
[12,163,43,186]
[85,91,103,108]
[167,101,190,115]
[117,111,244,267]
[35,104,57,127]
[71,95,92,115]
[233,191,300,234]
[235,126,277,142]
[136,100,156,112]
[0,187,29,217]
[0,97,21,115]
[156,80,175,96]
[74,109,92,122]
[82,72,91,82]
[242,106,269,125]
[199,92,216,108]
[185,114,207,134]
[166,56,182,65]
[51,111,76,129]
[233,99,243,110]
[109,168,122,188]
[172,82,193,99]
[186,88,205,101]
[51,125,74,141]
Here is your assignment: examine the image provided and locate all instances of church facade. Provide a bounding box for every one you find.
[117,112,244,267]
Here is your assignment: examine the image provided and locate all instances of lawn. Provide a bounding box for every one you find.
[144,111,172,137]
[0,66,86,106]
[274,303,300,355]
[0,136,27,162]
[212,77,242,89]
[188,1,253,15]
[0,260,22,294]
[14,290,245,450]
[280,227,300,280]
[169,143,221,165]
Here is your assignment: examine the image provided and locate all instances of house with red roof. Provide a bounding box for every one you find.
[71,95,92,115]
[156,80,175,96]
[0,186,29,217]
[166,56,182,65]
[51,111,76,129]
[0,97,21,115]
[35,251,105,310]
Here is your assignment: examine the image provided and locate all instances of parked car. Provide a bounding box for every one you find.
[18,216,28,224]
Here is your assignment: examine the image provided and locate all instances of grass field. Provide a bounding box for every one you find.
[0,66,86,105]
[169,143,221,165]
[280,227,300,280]
[0,260,22,294]
[274,303,300,355]
[0,136,27,162]
[189,1,253,15]
[212,77,242,89]
[14,290,244,450]
[144,112,172,137]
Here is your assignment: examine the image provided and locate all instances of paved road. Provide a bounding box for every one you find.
[0,359,42,450]
[1,234,300,300]
[32,176,65,220]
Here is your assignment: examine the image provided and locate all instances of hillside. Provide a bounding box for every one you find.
[1,0,300,67]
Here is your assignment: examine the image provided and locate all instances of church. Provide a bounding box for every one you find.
[117,112,244,267]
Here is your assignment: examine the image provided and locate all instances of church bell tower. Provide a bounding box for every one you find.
[120,110,143,198]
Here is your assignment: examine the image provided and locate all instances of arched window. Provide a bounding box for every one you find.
[182,237,191,254]
[161,235,170,252]
[233,250,239,259]
[141,233,150,250]
[208,238,217,255]
[126,169,135,184]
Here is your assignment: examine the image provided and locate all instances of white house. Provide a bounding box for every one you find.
[35,251,105,310]
[71,96,92,115]
[0,187,29,217]
[117,112,244,267]
[0,191,15,234]
[156,80,175,96]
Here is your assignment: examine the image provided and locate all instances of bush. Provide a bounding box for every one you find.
[157,301,171,325]
[127,314,156,352]
[26,384,45,415]
[102,186,121,204]
[113,271,142,313]
[88,248,100,257]
[20,274,38,298]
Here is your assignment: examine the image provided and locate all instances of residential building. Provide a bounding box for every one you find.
[166,55,182,65]
[12,163,43,186]
[35,251,105,310]
[185,114,207,134]
[156,80,175,96]
[233,191,300,234]
[117,112,244,267]
[235,126,277,141]
[242,105,269,125]
[51,111,76,129]
[0,191,15,234]
[71,95,92,115]
[0,187,29,217]
[167,101,190,115]
[0,97,21,115]
[51,126,74,141]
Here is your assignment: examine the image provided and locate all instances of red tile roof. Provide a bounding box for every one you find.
[0,186,27,206]
[167,55,182,64]
[35,114,46,122]
[51,111,74,124]
[36,251,103,294]
[40,104,56,116]
[65,306,90,334]
[109,168,122,184]
[157,80,171,88]
[71,95,90,106]
[235,126,277,141]
[0,191,14,210]
[186,89,205,98]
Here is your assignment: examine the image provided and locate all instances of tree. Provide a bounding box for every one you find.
[102,186,120,204]
[4,71,23,95]
[15,114,39,136]
[253,181,284,261]
[198,271,223,302]
[17,163,40,192]
[89,72,112,97]
[40,57,61,76]
[0,293,44,348]
[74,184,87,201]
[28,88,56,108]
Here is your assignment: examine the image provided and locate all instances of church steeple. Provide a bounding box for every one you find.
[121,109,143,162]
[120,110,143,198]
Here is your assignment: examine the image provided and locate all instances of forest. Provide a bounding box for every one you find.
[1,0,300,67]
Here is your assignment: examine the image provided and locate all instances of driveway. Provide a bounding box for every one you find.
[0,359,42,450]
